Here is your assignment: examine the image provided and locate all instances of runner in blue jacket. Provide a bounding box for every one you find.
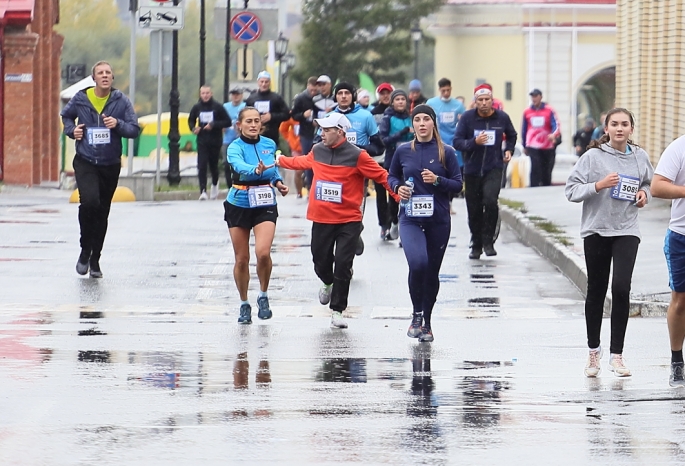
[388,105,463,343]
[225,107,289,325]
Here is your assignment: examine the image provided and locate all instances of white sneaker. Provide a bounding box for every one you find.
[585,347,603,377]
[609,354,631,377]
[330,311,348,329]
[199,191,209,201]
[319,284,332,305]
[389,223,399,240]
[210,184,219,200]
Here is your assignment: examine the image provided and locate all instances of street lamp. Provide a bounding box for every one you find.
[284,52,296,102]
[411,24,422,80]
[274,32,289,94]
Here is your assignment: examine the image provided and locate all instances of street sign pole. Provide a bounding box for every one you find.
[128,0,138,177]
[156,31,163,187]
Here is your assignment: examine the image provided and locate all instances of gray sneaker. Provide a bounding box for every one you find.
[319,284,332,305]
[330,311,348,329]
[389,223,399,240]
[670,361,685,387]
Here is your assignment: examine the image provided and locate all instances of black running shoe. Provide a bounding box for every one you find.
[418,326,434,343]
[407,314,423,338]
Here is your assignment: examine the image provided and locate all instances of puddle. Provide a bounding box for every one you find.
[315,358,367,383]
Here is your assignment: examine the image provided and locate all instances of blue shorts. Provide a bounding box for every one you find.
[665,229,685,292]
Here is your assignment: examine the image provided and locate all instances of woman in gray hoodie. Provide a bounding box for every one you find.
[566,108,654,379]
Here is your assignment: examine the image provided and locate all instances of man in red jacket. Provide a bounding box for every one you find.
[277,113,399,329]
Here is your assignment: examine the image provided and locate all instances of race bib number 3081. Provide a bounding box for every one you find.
[610,174,640,202]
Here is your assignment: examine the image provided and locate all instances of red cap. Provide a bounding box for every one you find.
[376,82,394,94]
[474,84,493,96]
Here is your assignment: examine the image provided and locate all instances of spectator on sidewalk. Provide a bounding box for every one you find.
[573,118,595,157]
[566,108,653,379]
[521,89,561,187]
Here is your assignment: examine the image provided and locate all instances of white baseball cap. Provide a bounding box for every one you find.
[316,75,332,84]
[315,112,351,130]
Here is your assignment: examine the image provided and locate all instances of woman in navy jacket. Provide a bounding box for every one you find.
[388,105,463,342]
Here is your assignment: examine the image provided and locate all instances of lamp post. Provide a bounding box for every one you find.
[284,52,296,102]
[411,25,422,80]
[167,0,182,186]
[200,0,206,87]
[223,0,231,102]
[274,32,289,94]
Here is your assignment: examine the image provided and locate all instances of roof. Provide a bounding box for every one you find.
[60,76,95,101]
[0,0,34,26]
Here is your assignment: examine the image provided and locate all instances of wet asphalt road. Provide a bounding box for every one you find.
[2,189,685,465]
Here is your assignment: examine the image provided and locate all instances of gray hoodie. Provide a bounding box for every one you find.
[565,143,654,239]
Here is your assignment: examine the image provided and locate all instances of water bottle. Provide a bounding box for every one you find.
[400,177,414,207]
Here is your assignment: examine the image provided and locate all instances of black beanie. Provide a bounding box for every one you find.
[411,104,437,125]
[333,82,357,103]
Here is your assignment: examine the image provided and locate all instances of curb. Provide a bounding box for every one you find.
[153,189,229,202]
[499,205,668,318]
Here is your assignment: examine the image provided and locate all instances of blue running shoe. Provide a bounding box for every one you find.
[238,303,252,324]
[257,296,272,320]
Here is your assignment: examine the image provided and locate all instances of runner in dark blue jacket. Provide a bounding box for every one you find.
[61,61,140,278]
[388,105,463,343]
[453,84,517,259]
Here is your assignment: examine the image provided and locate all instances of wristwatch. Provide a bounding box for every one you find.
[433,176,440,186]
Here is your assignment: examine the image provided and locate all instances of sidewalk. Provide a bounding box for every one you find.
[499,155,671,316]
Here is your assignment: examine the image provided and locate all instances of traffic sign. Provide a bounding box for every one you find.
[230,12,262,44]
[138,5,184,30]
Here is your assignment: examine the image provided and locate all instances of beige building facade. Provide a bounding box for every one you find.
[616,0,685,164]
[426,0,616,154]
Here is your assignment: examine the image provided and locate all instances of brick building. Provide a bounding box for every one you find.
[616,0,685,164]
[0,0,62,186]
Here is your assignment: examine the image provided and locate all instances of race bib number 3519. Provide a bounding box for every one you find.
[315,180,343,203]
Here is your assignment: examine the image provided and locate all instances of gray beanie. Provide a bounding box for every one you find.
[390,89,408,103]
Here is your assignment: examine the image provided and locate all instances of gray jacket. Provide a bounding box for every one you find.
[565,143,654,238]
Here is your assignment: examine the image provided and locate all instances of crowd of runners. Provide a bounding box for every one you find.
[62,60,685,387]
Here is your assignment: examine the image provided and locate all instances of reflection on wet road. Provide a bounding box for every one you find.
[2,194,684,463]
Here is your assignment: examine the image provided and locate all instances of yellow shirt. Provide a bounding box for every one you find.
[87,88,110,114]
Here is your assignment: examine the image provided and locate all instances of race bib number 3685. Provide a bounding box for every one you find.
[87,128,111,145]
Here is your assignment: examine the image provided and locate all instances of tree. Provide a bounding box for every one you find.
[294,0,444,85]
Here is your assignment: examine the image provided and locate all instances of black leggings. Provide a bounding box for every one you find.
[583,234,640,354]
